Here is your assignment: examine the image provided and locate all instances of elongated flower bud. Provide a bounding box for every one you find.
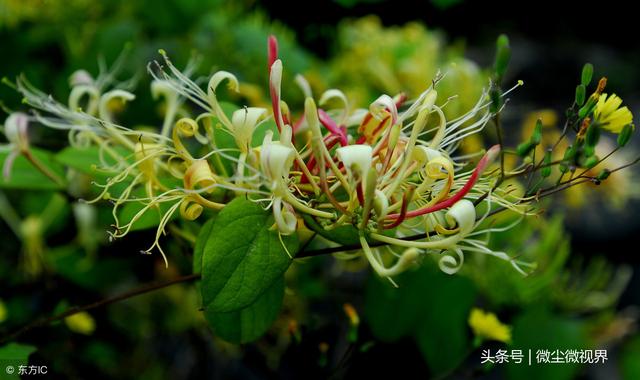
[581,63,593,86]
[617,124,634,147]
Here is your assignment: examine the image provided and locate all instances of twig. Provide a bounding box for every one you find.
[0,273,201,344]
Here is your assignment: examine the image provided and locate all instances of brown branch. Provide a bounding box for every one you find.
[0,273,201,344]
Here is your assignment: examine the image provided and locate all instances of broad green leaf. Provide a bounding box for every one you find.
[0,343,37,379]
[55,146,128,175]
[0,148,65,190]
[193,217,216,274]
[621,335,640,380]
[193,217,216,307]
[364,269,426,341]
[414,271,476,375]
[201,197,298,313]
[365,264,476,375]
[505,308,586,380]
[205,276,284,344]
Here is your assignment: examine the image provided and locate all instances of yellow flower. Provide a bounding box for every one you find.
[0,299,7,323]
[468,308,512,344]
[65,312,96,335]
[594,93,634,133]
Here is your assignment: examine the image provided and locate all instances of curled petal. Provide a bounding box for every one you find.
[439,247,465,275]
[180,197,203,220]
[68,85,100,115]
[444,199,476,235]
[370,94,398,125]
[336,145,373,185]
[319,88,350,125]
[207,71,240,96]
[231,107,267,150]
[175,117,198,137]
[99,90,135,122]
[184,159,216,191]
[207,71,239,130]
[412,146,442,169]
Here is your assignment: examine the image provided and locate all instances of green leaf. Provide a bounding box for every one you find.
[0,148,65,190]
[205,276,284,344]
[201,197,298,313]
[193,217,216,274]
[0,343,37,378]
[505,308,586,380]
[621,335,640,380]
[414,272,476,375]
[365,264,476,375]
[55,146,126,175]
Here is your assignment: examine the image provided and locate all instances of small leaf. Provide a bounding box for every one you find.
[205,276,284,344]
[201,197,298,313]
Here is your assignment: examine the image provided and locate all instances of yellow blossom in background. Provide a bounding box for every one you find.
[64,312,96,335]
[0,299,7,323]
[326,16,486,118]
[564,138,640,209]
[468,308,512,344]
[594,93,634,133]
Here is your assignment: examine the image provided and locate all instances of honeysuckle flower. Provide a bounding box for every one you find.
[564,138,640,209]
[594,93,634,133]
[231,107,268,153]
[3,35,554,279]
[468,308,512,344]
